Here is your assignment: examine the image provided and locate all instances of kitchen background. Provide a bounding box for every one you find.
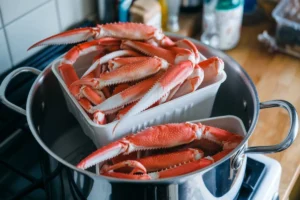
[0,0,300,199]
[0,0,97,75]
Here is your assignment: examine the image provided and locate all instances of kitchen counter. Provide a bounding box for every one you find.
[177,13,300,200]
[226,22,300,200]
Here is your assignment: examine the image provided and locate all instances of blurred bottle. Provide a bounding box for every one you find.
[201,0,244,50]
[158,0,168,30]
[97,0,118,23]
[166,0,181,32]
[118,0,134,22]
[243,0,264,25]
[130,0,161,29]
[180,0,202,13]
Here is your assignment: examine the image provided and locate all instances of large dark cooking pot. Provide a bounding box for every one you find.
[0,34,298,200]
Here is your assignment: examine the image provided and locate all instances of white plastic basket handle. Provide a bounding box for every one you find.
[0,67,41,115]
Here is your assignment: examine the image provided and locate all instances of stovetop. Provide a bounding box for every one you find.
[0,21,281,200]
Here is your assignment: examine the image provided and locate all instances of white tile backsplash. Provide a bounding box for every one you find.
[6,1,60,65]
[0,29,12,74]
[56,0,96,30]
[0,0,96,74]
[0,0,49,25]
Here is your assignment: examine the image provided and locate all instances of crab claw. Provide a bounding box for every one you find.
[28,27,100,50]
[77,140,128,169]
[113,60,194,134]
[28,23,165,50]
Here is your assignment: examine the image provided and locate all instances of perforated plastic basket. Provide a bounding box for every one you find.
[52,51,226,148]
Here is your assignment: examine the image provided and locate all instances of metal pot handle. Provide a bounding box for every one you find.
[0,67,41,115]
[245,100,298,154]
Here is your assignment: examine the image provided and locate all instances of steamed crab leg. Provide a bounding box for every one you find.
[170,65,204,100]
[111,83,131,96]
[101,160,147,174]
[59,64,105,114]
[198,57,224,83]
[78,98,106,125]
[113,60,194,134]
[83,50,141,77]
[73,57,169,90]
[108,57,148,71]
[90,73,162,113]
[121,40,176,64]
[28,23,165,50]
[77,122,243,170]
[135,148,204,172]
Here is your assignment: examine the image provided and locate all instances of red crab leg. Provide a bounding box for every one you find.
[58,63,79,88]
[61,38,120,64]
[78,98,106,125]
[92,54,105,77]
[112,83,131,96]
[91,73,162,113]
[67,70,106,104]
[136,148,204,172]
[149,158,213,179]
[121,40,176,64]
[170,65,204,100]
[80,86,105,105]
[101,160,147,174]
[166,46,196,65]
[149,148,234,179]
[115,102,137,120]
[159,36,176,47]
[28,23,164,49]
[102,172,151,180]
[113,60,194,133]
[77,122,243,170]
[59,64,105,109]
[82,50,142,77]
[77,122,202,169]
[108,57,148,71]
[73,57,168,90]
[102,87,111,98]
[165,83,183,101]
[198,57,224,83]
[175,39,200,63]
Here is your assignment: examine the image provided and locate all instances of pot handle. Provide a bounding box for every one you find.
[245,100,298,154]
[0,67,41,115]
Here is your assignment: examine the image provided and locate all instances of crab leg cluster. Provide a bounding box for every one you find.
[75,122,243,180]
[29,22,224,129]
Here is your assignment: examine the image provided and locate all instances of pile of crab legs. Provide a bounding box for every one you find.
[28,22,224,129]
[28,23,235,179]
[76,122,243,180]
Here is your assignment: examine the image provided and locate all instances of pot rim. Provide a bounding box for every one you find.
[26,33,260,183]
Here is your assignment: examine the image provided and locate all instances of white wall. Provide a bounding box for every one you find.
[0,0,96,74]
